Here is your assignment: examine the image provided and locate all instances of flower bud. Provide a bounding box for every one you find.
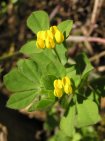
[55,30,64,44]
[46,30,54,39]
[64,84,72,94]
[45,38,51,48]
[62,76,71,86]
[54,88,63,98]
[54,79,63,89]
[37,31,46,40]
[50,26,58,35]
[45,37,55,48]
[36,38,45,48]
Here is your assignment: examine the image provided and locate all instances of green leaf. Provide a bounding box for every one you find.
[40,89,55,100]
[91,77,105,97]
[66,65,81,87]
[48,130,82,141]
[55,130,71,141]
[46,62,65,78]
[20,40,42,55]
[75,53,93,77]
[78,74,88,93]
[36,99,54,110]
[29,99,55,111]
[4,68,38,92]
[60,103,75,137]
[76,99,101,127]
[28,90,55,111]
[44,115,58,131]
[6,90,38,109]
[4,49,58,111]
[27,10,50,34]
[30,49,55,70]
[17,59,41,83]
[47,137,55,141]
[60,95,69,109]
[58,20,73,38]
[72,133,82,141]
[74,53,94,92]
[55,43,67,65]
[30,49,66,77]
[41,75,57,90]
[48,90,55,100]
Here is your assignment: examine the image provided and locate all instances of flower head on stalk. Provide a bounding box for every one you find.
[36,26,64,49]
[54,76,73,98]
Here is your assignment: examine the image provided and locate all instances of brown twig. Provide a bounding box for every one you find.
[49,5,61,20]
[96,66,105,72]
[89,0,104,34]
[90,51,105,62]
[91,0,99,24]
[67,36,105,44]
[79,0,104,54]
[81,27,94,55]
[0,124,8,141]
[88,0,104,35]
[91,0,104,23]
[90,0,100,24]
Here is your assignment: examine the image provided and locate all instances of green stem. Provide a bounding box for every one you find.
[0,51,20,61]
[69,94,73,103]
[53,48,61,63]
[76,93,87,99]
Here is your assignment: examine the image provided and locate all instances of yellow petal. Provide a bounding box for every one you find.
[64,84,72,94]
[54,79,63,89]
[54,88,63,98]
[37,31,46,40]
[62,76,71,86]
[46,30,54,39]
[55,30,64,44]
[37,31,41,38]
[36,38,45,48]
[45,37,55,48]
[45,38,51,48]
[49,38,55,48]
[50,26,58,35]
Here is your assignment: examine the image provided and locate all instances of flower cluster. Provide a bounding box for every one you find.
[36,26,64,49]
[54,76,73,98]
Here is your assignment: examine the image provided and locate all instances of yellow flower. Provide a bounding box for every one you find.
[55,30,64,44]
[50,26,58,35]
[62,76,72,94]
[37,31,46,40]
[54,79,63,89]
[46,30,54,39]
[62,76,71,86]
[36,26,64,49]
[36,38,45,48]
[64,84,72,94]
[45,37,55,48]
[53,76,73,98]
[50,26,64,44]
[54,79,63,98]
[54,88,63,98]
